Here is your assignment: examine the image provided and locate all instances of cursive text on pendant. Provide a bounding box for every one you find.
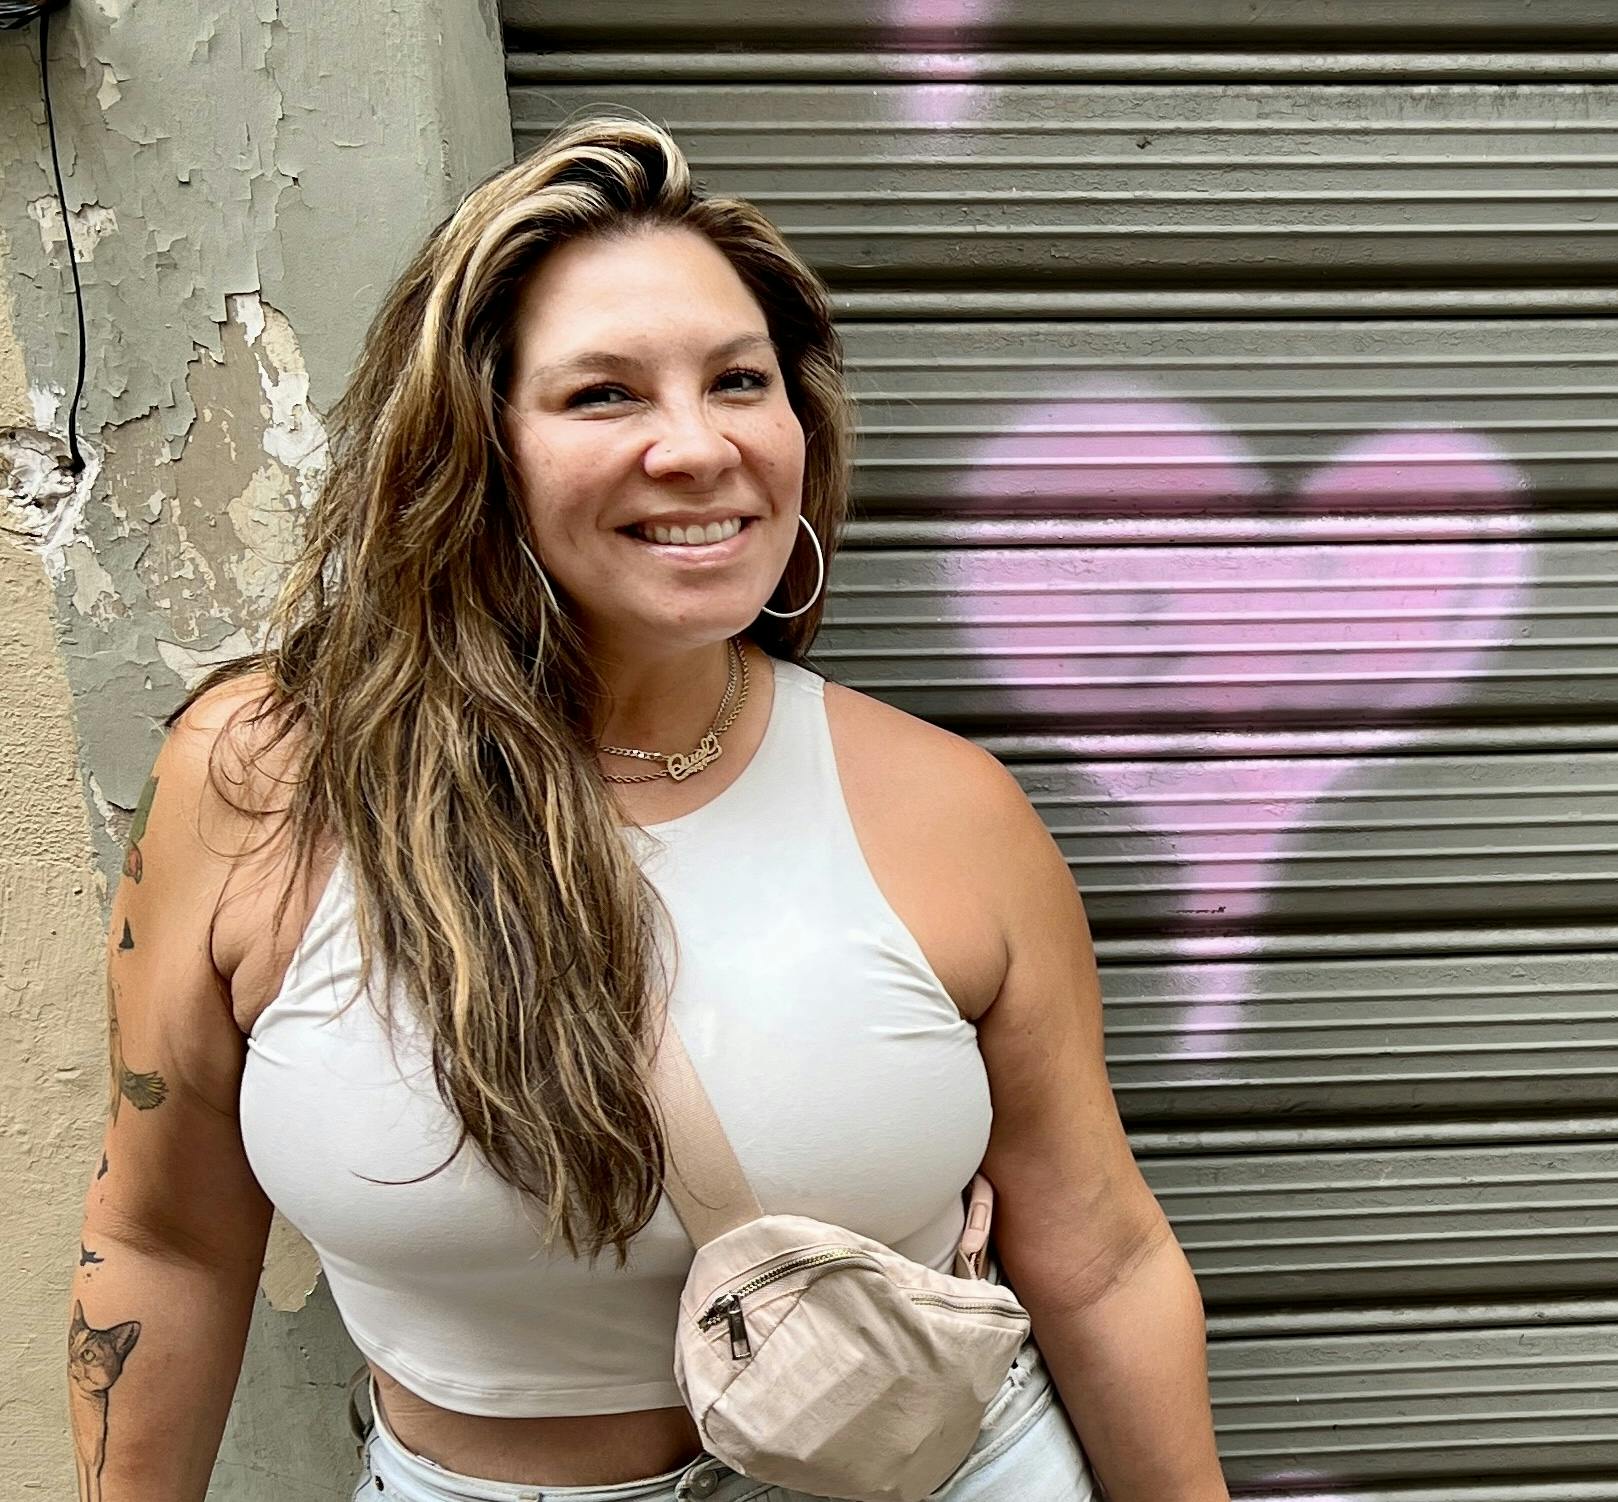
[666,733,723,782]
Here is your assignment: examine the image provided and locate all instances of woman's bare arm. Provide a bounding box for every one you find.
[68,689,277,1502]
[965,746,1229,1502]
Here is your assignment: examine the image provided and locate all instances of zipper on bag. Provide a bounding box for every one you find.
[696,1248,876,1353]
[907,1293,1025,1315]
[708,1292,751,1359]
[696,1249,1025,1362]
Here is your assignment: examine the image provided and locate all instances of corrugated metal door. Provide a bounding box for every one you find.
[501,5,1618,1495]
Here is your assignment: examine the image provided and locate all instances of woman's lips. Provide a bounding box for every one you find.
[620,516,757,562]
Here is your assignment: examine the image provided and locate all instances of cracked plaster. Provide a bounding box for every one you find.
[1,1,511,1495]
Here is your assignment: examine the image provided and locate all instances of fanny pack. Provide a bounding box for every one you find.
[652,1009,1033,1502]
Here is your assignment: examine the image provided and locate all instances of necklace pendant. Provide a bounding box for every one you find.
[667,732,722,782]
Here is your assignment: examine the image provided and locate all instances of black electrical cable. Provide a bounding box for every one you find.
[3,0,86,473]
[37,5,86,474]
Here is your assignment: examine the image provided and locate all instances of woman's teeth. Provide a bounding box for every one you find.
[633,517,745,546]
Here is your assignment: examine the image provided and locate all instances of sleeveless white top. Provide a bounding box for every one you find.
[239,659,993,1416]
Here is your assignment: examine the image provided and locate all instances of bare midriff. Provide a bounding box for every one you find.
[371,1365,705,1486]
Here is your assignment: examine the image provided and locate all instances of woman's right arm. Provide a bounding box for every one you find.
[67,690,278,1502]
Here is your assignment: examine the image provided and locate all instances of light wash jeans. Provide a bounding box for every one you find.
[347,1335,1096,1501]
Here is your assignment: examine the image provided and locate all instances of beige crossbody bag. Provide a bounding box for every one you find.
[652,1008,1033,1502]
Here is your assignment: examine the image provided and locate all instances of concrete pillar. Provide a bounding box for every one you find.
[0,4,512,1494]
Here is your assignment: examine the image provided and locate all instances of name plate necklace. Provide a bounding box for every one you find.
[597,636,749,784]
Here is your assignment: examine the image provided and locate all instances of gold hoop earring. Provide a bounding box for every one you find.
[517,534,561,614]
[759,514,825,620]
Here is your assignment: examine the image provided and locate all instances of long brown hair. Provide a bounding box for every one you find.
[176,115,854,1266]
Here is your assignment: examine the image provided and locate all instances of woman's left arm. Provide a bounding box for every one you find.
[962,747,1229,1502]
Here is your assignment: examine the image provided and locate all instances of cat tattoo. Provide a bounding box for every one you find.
[68,1300,141,1502]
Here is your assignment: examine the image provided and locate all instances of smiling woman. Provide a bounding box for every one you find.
[503,231,804,659]
[68,114,1223,1502]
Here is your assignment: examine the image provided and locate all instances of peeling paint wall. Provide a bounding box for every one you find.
[0,225,112,1501]
[0,2,511,1496]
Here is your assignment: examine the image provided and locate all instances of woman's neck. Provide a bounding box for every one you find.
[591,636,742,755]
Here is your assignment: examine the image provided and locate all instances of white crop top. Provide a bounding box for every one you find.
[239,658,993,1417]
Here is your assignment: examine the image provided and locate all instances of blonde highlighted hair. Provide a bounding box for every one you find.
[178,115,854,1264]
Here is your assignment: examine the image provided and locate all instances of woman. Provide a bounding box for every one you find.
[69,117,1227,1502]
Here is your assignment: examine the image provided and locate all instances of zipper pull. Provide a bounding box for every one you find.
[717,1293,751,1360]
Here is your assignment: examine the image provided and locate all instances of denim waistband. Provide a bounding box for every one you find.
[358,1374,709,1502]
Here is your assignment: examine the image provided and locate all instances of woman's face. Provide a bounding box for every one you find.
[503,225,808,658]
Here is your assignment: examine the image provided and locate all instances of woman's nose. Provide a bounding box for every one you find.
[642,407,741,486]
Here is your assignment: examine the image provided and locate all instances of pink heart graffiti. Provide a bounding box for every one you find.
[888,0,992,127]
[953,388,1532,1061]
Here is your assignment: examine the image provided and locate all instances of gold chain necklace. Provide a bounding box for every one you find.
[596,637,749,784]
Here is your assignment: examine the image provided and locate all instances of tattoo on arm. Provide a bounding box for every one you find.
[68,1300,141,1502]
[122,775,157,884]
[104,975,168,1123]
[80,1244,105,1266]
[97,1153,109,1180]
[118,920,133,951]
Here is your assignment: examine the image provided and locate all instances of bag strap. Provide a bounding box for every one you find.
[648,1005,764,1248]
[648,1000,998,1272]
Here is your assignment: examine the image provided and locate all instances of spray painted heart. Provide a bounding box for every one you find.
[949,388,1531,1062]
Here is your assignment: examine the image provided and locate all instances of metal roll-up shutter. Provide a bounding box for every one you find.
[501,5,1618,1495]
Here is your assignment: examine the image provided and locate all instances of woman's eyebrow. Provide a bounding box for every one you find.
[707,332,777,362]
[528,332,776,387]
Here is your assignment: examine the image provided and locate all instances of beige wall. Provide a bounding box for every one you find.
[0,5,512,1495]
[0,255,108,1487]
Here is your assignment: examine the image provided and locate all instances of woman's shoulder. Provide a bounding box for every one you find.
[167,670,331,988]
[816,675,1034,1017]
[818,675,1031,847]
[175,665,296,764]
[107,671,303,1043]
[821,675,1018,796]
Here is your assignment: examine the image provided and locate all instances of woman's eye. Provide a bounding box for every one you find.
[567,384,631,409]
[718,366,771,393]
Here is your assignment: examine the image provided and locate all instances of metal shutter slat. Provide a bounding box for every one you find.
[1106,950,1618,1122]
[512,84,1618,288]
